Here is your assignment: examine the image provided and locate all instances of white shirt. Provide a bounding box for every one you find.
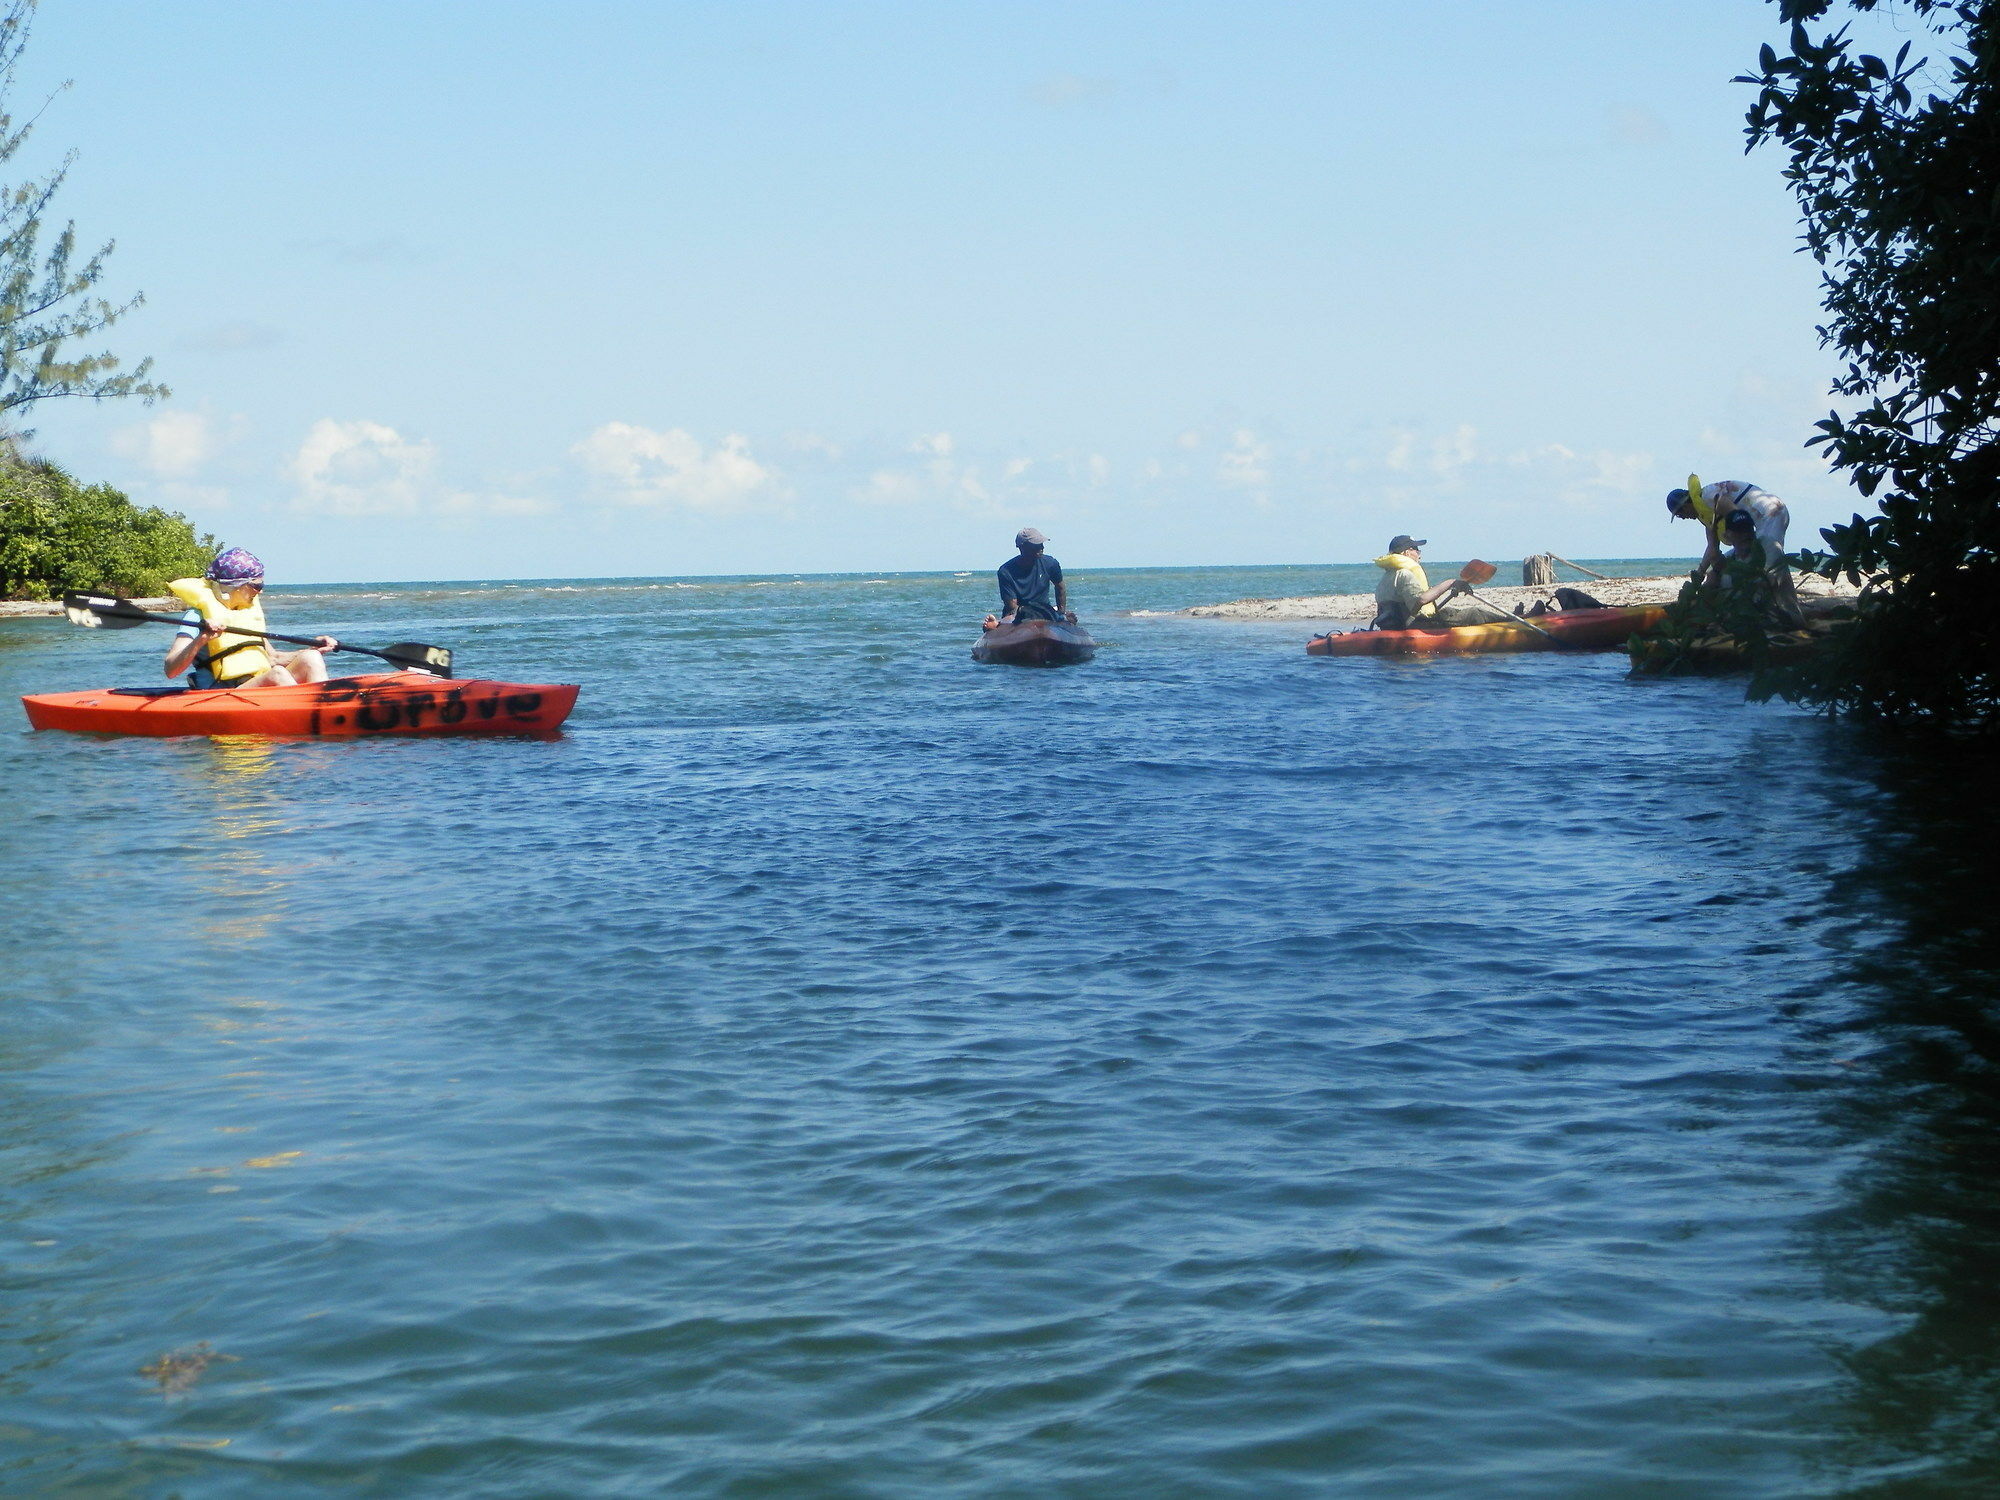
[1702,481,1790,566]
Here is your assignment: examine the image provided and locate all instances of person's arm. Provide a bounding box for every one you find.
[1417,577,1463,607]
[1054,562,1069,618]
[163,621,215,679]
[1693,529,1725,588]
[1691,487,1732,586]
[1399,568,1460,613]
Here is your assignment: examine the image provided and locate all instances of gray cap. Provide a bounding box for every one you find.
[1015,527,1047,547]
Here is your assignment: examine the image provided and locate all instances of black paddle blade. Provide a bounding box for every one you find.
[63,592,153,629]
[378,642,453,678]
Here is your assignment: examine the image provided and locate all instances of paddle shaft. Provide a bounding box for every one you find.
[90,603,427,670]
[1459,586,1559,641]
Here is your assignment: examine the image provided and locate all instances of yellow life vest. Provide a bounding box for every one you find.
[1374,553,1438,617]
[168,577,274,682]
[1685,473,1727,546]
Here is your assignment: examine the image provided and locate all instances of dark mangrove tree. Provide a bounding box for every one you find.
[1742,0,2000,729]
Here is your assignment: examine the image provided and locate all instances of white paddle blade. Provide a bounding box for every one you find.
[62,593,142,628]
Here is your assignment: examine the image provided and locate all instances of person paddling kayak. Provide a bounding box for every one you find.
[1371,535,1468,630]
[982,527,1074,630]
[163,548,339,688]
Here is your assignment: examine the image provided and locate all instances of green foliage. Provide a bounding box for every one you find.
[0,0,164,437]
[1740,0,2000,730]
[0,453,213,598]
[1629,557,1797,678]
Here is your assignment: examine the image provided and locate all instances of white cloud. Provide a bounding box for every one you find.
[1431,424,1478,476]
[1218,429,1270,489]
[858,431,994,508]
[291,418,437,516]
[114,412,223,479]
[1378,424,1481,480]
[572,422,778,511]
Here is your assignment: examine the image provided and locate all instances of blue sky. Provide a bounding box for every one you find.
[18,1,1872,582]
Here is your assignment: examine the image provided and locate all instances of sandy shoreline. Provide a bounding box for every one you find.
[1,597,173,618]
[1171,571,1861,623]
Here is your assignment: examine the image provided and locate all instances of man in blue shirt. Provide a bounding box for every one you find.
[983,527,1071,628]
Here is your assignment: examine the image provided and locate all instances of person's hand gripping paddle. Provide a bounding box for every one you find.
[62,593,455,677]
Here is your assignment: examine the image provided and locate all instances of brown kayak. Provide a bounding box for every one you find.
[972,619,1098,667]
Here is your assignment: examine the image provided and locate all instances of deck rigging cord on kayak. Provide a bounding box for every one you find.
[62,593,455,678]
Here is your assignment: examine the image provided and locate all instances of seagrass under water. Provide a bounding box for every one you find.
[2,563,1996,1498]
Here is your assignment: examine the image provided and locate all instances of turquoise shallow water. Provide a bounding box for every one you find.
[3,562,1998,1498]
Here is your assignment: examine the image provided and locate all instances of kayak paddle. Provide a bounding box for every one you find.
[1454,561,1558,642]
[63,592,454,678]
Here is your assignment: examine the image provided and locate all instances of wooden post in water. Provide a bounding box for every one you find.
[1522,553,1556,586]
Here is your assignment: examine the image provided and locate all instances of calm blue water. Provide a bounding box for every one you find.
[3,563,1998,1498]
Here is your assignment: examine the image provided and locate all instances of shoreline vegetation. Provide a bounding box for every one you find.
[0,456,211,604]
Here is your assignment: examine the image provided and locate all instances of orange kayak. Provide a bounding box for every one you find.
[971,619,1097,666]
[21,673,579,737]
[1307,605,1667,657]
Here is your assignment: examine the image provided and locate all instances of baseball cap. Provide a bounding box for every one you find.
[1388,535,1427,553]
[1015,527,1047,547]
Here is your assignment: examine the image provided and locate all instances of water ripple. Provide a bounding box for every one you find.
[1,568,1987,1497]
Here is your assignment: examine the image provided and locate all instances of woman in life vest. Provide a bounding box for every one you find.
[163,547,340,688]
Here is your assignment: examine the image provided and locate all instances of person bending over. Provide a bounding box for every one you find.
[983,527,1075,629]
[1665,480,1806,627]
[164,547,339,688]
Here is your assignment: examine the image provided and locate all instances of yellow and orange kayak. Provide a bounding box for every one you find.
[22,673,579,737]
[1307,605,1666,657]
